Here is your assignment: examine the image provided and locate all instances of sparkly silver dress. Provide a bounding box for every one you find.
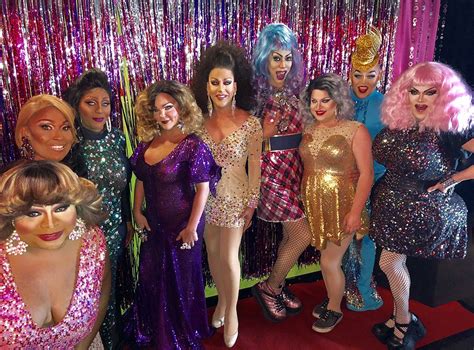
[370,126,472,259]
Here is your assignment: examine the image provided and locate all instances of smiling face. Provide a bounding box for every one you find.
[23,106,74,161]
[408,85,439,122]
[350,65,381,99]
[78,87,111,132]
[267,49,293,88]
[13,204,77,251]
[310,89,338,125]
[152,93,181,131]
[207,67,236,110]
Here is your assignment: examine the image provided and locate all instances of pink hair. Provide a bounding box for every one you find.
[382,62,472,132]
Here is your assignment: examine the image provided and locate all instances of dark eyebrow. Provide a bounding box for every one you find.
[423,87,437,92]
[271,51,283,58]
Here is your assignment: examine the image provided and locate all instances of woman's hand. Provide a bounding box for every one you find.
[343,210,362,235]
[125,221,134,246]
[239,206,255,231]
[176,226,199,248]
[133,211,151,242]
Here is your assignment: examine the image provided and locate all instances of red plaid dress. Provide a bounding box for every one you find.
[257,93,305,222]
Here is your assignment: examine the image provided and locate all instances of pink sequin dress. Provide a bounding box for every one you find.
[0,227,106,348]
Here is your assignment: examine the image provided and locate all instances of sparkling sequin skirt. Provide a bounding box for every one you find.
[370,172,468,259]
[301,171,369,250]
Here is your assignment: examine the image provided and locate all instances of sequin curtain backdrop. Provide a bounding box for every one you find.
[0,0,400,165]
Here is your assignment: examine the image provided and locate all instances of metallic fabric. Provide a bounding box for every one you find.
[200,117,262,228]
[258,93,305,222]
[300,121,369,249]
[370,127,470,259]
[0,227,106,347]
[79,127,129,349]
[124,135,218,348]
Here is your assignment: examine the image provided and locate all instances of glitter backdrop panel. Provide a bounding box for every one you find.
[1,0,401,164]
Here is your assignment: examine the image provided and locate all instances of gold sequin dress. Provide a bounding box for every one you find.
[201,116,262,228]
[300,120,369,249]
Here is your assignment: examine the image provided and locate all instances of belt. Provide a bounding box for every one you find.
[263,133,302,152]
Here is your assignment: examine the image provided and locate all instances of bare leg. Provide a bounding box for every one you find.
[204,224,227,322]
[218,226,244,337]
[319,235,354,313]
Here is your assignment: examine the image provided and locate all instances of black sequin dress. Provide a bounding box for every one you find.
[370,126,472,259]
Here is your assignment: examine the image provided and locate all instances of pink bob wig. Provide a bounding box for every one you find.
[381,62,472,132]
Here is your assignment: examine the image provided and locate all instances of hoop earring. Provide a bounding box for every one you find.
[20,137,35,160]
[106,117,112,132]
[69,217,86,240]
[5,229,28,256]
[207,95,213,117]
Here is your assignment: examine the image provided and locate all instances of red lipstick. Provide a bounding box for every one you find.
[38,231,63,241]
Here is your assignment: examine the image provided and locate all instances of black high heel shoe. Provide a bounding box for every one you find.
[386,313,426,350]
[372,315,395,344]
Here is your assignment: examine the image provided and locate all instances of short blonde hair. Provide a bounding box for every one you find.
[15,94,77,146]
[0,160,104,240]
[135,80,203,142]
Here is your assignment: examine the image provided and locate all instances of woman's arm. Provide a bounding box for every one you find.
[133,180,150,235]
[75,251,111,349]
[176,182,210,247]
[428,138,474,192]
[344,125,374,234]
[240,120,263,230]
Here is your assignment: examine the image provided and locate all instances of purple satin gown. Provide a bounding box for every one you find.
[125,134,219,349]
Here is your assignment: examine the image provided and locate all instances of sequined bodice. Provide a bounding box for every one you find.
[373,127,452,181]
[200,116,262,207]
[0,227,106,347]
[80,128,129,232]
[300,121,361,175]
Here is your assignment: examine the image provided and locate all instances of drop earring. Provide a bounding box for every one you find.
[106,117,112,132]
[5,224,28,256]
[231,94,236,116]
[69,217,86,240]
[20,137,35,160]
[207,95,213,117]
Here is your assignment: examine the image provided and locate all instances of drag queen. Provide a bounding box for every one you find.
[191,42,262,348]
[0,160,110,348]
[251,23,313,322]
[125,80,218,349]
[300,73,373,333]
[370,62,473,350]
[343,27,385,312]
[64,69,130,349]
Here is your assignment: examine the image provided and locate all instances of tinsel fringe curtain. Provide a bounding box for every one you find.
[0,0,404,163]
[0,0,443,279]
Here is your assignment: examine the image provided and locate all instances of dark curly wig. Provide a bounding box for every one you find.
[63,68,112,114]
[191,41,255,114]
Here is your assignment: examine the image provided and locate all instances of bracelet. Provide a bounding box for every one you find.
[440,176,457,191]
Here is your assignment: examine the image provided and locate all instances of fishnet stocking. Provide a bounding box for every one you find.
[379,249,411,338]
[267,218,312,290]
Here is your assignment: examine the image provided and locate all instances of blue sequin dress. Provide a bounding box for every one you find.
[370,126,472,259]
[125,134,219,349]
[79,126,130,348]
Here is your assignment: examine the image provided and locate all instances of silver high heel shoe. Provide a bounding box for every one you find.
[211,316,224,328]
[224,331,238,348]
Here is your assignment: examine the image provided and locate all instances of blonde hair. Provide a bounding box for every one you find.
[135,80,203,142]
[0,160,104,240]
[15,94,77,146]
